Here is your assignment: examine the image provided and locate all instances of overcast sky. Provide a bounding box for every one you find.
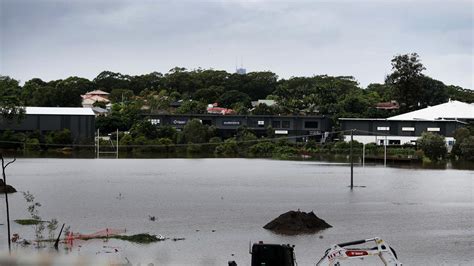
[1,0,472,88]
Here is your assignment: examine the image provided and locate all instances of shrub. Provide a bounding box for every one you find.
[417,132,447,161]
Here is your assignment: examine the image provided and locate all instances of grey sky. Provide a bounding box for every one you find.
[1,0,472,88]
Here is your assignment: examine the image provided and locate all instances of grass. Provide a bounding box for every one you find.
[83,233,166,244]
[14,219,42,225]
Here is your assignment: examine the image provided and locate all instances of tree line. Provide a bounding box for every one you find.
[1,53,473,121]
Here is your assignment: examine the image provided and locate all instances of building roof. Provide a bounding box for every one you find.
[26,107,95,116]
[85,90,109,95]
[387,100,474,121]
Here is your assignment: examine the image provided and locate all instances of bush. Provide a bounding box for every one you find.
[417,132,447,161]
[249,141,276,157]
[215,138,239,157]
[25,138,41,151]
[459,136,474,161]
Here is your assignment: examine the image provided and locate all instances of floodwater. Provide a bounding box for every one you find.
[0,158,473,265]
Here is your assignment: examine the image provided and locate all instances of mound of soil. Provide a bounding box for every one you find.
[0,179,17,193]
[263,210,332,235]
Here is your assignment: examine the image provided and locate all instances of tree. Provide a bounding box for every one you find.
[183,119,208,144]
[193,86,224,103]
[0,76,24,121]
[130,120,158,139]
[459,136,474,161]
[417,132,447,161]
[109,89,135,103]
[176,100,206,114]
[93,71,131,92]
[252,103,278,115]
[218,90,251,108]
[386,53,426,111]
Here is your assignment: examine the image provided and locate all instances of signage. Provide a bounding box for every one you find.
[223,121,241,126]
[173,120,187,125]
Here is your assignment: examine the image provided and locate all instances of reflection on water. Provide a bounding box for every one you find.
[0,158,473,265]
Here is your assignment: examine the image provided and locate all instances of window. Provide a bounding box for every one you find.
[427,127,440,132]
[202,119,212,126]
[149,118,160,125]
[389,139,401,145]
[282,121,290,128]
[272,121,281,128]
[304,121,318,128]
[275,130,288,135]
[377,126,390,131]
[402,127,414,131]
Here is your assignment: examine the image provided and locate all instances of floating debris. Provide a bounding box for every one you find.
[14,219,43,225]
[0,179,16,193]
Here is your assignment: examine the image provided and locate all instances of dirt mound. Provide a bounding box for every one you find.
[0,179,17,193]
[263,210,332,235]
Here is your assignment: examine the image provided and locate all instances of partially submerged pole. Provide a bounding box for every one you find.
[350,129,354,190]
[54,223,65,250]
[362,143,365,167]
[1,155,16,254]
[116,129,119,159]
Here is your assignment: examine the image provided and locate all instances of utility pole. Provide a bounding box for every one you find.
[350,129,354,190]
[97,129,100,159]
[116,129,119,159]
[362,143,365,168]
[384,135,387,167]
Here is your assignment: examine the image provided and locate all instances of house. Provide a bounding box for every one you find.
[206,103,235,115]
[81,90,110,108]
[375,101,399,110]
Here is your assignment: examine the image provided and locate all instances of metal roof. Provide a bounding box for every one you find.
[25,107,95,116]
[387,100,474,120]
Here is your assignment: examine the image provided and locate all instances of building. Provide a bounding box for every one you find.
[147,114,332,142]
[81,90,110,108]
[0,107,96,143]
[340,100,474,146]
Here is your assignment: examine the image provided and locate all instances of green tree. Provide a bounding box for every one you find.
[459,136,474,161]
[417,132,447,161]
[452,127,470,158]
[386,53,426,111]
[130,120,158,139]
[109,89,135,103]
[176,100,206,114]
[183,119,208,144]
[0,76,25,120]
[218,90,251,108]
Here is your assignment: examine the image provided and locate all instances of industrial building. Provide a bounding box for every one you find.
[147,114,333,142]
[340,100,473,146]
[0,107,96,143]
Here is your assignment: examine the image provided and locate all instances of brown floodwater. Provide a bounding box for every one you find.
[0,158,473,265]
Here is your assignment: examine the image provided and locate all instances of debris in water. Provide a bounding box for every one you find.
[263,210,332,235]
[0,179,16,193]
[14,219,43,225]
[148,215,156,221]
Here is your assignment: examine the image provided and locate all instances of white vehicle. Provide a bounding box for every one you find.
[316,237,402,266]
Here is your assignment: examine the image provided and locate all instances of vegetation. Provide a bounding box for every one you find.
[14,219,42,225]
[1,54,473,162]
[417,132,447,162]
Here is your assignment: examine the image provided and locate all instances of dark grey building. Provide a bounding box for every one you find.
[340,118,466,146]
[0,107,96,143]
[147,114,333,142]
